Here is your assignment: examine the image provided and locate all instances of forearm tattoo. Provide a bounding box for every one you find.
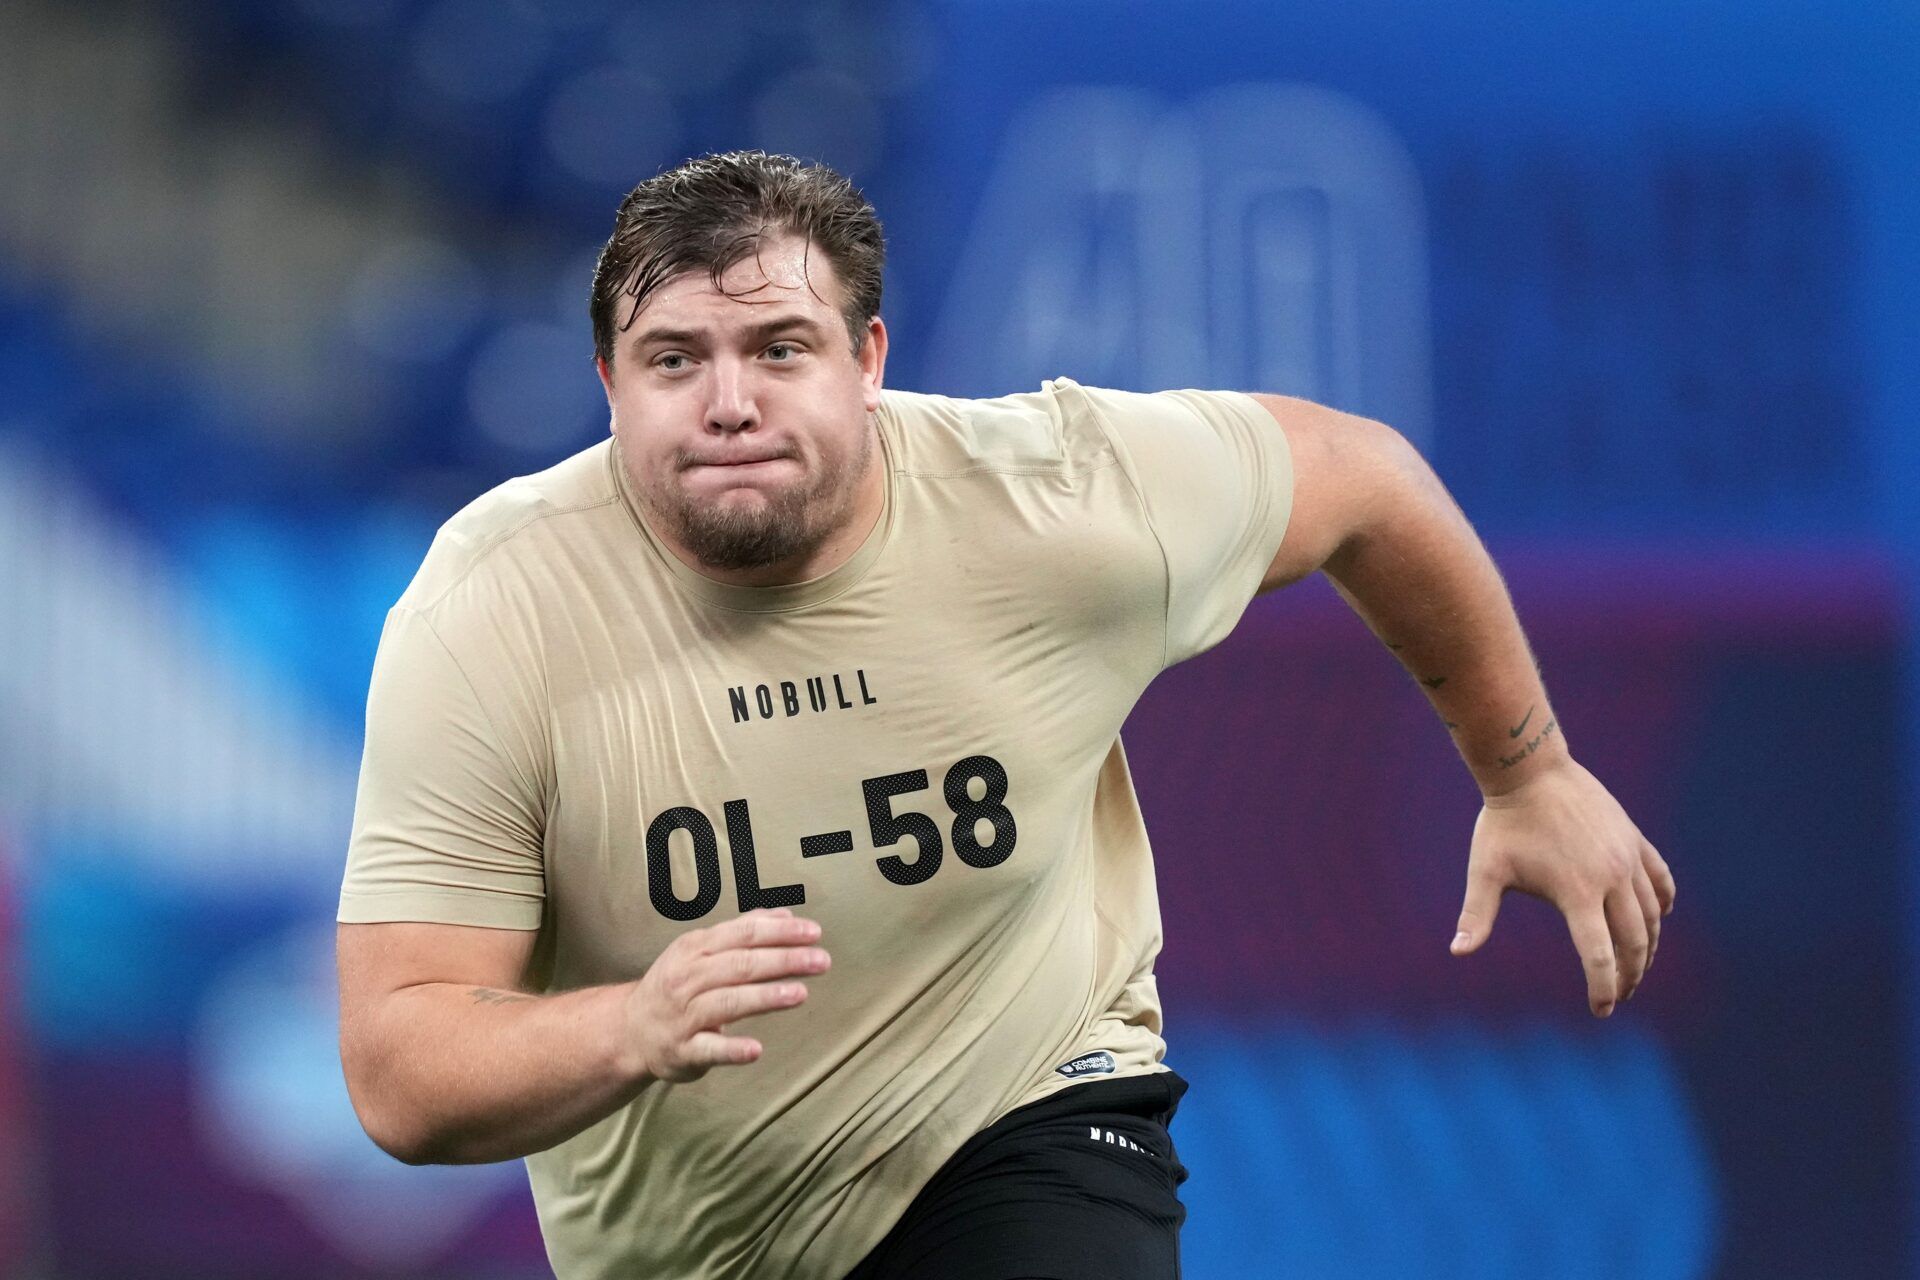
[1496,715,1560,769]
[468,987,534,1006]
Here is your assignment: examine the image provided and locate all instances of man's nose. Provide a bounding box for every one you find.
[705,358,759,433]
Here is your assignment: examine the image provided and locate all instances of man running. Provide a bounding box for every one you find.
[337,149,1675,1279]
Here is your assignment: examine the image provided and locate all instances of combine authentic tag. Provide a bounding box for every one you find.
[1054,1050,1117,1079]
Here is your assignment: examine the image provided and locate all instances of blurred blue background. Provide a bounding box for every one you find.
[0,0,1910,1275]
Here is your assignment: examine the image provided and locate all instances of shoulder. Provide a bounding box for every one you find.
[877,378,1121,478]
[1239,391,1379,441]
[396,439,622,615]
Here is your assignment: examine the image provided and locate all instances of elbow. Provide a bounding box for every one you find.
[1348,418,1454,544]
[355,1098,473,1166]
[1249,393,1445,588]
[341,1045,449,1166]
[373,1124,496,1168]
[345,1080,438,1166]
[370,1126,439,1168]
[345,1079,503,1167]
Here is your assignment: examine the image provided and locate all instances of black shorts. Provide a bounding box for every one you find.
[843,1069,1190,1280]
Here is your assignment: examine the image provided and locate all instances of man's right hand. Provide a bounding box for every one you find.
[623,908,831,1083]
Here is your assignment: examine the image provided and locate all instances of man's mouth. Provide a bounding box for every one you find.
[684,451,793,469]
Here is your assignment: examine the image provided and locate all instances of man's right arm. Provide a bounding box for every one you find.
[337,908,830,1165]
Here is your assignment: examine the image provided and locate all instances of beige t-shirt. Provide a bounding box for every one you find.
[339,376,1294,1279]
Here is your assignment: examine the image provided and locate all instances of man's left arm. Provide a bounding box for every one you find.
[1247,393,1677,1017]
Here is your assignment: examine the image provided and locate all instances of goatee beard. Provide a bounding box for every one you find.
[628,424,873,574]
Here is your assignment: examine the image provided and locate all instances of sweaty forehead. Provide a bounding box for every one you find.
[710,235,820,293]
[636,237,840,323]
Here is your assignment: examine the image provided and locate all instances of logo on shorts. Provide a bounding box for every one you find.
[1054,1051,1117,1079]
[1089,1126,1148,1153]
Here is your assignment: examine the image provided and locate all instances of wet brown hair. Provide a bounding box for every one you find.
[590,150,886,373]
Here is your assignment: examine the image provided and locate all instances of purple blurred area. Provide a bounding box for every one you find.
[1,0,1914,1276]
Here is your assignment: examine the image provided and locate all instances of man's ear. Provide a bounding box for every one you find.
[595,354,615,409]
[858,316,888,412]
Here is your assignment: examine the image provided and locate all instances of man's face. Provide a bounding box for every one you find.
[597,233,887,578]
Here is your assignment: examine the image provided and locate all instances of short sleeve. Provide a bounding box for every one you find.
[338,605,546,929]
[1078,384,1295,667]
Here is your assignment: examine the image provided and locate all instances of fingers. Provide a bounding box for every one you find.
[694,907,820,954]
[637,910,827,1082]
[686,976,811,1031]
[1642,841,1676,915]
[1451,871,1504,955]
[1566,906,1619,1017]
[1630,869,1662,973]
[682,1030,765,1069]
[685,944,831,997]
[1604,885,1650,1003]
[669,909,829,1027]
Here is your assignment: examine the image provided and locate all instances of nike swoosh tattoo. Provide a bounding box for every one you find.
[1509,707,1534,738]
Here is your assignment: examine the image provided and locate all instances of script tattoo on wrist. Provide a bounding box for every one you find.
[469,987,534,1006]
[1496,715,1560,769]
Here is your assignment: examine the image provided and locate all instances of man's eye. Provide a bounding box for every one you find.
[766,343,796,361]
[657,354,687,371]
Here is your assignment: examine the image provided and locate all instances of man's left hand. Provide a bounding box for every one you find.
[1448,757,1677,1016]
